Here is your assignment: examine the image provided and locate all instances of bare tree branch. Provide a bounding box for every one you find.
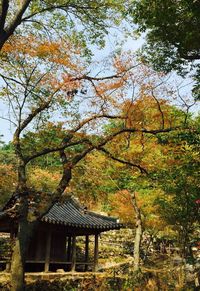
[25,140,87,163]
[99,147,148,174]
[0,115,17,126]
[16,89,61,136]
[72,114,127,132]
[25,124,178,164]
[151,89,165,129]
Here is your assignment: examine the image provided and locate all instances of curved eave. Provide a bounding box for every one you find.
[41,216,122,231]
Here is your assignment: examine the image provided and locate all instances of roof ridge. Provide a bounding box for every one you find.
[68,195,85,211]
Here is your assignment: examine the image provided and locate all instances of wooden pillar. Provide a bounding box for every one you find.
[93,234,99,272]
[36,231,42,261]
[67,236,72,261]
[44,231,52,272]
[71,236,76,272]
[84,235,89,271]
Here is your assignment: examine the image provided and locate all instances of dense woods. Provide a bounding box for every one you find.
[0,1,199,290]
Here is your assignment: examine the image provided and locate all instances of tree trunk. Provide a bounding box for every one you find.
[131,192,142,271]
[179,226,191,259]
[11,222,27,291]
[10,193,37,291]
[9,138,74,290]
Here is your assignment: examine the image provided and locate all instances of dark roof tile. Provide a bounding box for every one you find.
[41,197,121,230]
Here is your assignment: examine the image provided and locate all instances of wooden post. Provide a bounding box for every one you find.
[71,236,76,272]
[93,234,99,272]
[67,236,71,261]
[36,231,42,261]
[84,235,89,271]
[44,231,52,272]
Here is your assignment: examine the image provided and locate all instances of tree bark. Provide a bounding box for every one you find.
[0,0,31,50]
[11,222,27,291]
[10,193,38,291]
[131,192,142,272]
[10,196,38,290]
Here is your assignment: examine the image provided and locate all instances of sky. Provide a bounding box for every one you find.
[0,103,13,142]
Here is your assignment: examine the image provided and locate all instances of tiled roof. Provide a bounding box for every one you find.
[0,196,122,231]
[41,197,121,230]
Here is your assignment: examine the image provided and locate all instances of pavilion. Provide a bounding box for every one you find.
[0,196,122,272]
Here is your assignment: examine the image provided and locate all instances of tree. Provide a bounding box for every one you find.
[154,123,200,258]
[98,96,196,264]
[0,164,16,207]
[0,36,179,290]
[0,0,130,51]
[130,0,200,99]
[105,189,142,271]
[85,97,189,269]
[0,142,17,207]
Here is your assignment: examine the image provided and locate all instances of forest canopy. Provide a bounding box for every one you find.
[130,0,200,100]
